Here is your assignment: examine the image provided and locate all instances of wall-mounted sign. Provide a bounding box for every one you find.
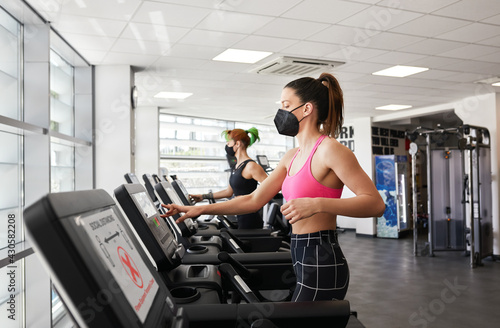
[338,125,354,151]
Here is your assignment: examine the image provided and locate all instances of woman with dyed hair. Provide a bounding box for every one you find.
[164,73,385,301]
[190,127,268,229]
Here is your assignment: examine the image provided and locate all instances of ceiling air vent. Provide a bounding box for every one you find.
[252,56,345,76]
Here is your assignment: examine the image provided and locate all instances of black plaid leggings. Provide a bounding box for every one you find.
[290,230,349,302]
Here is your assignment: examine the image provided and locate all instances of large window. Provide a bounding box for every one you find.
[50,50,74,136]
[0,8,24,327]
[50,50,76,193]
[235,122,290,163]
[0,131,23,247]
[0,8,21,121]
[0,130,24,328]
[50,50,75,192]
[50,139,75,192]
[0,4,93,327]
[159,113,291,195]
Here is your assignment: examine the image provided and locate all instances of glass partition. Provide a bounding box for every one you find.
[50,138,75,193]
[0,3,94,327]
[0,9,21,120]
[0,131,23,248]
[50,50,74,136]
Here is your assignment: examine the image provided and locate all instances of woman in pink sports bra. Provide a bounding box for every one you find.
[162,72,385,302]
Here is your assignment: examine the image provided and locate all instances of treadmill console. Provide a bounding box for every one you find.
[154,181,199,235]
[170,179,194,206]
[23,189,185,328]
[114,184,185,271]
[124,173,141,184]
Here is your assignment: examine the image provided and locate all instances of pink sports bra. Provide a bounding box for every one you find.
[282,135,343,201]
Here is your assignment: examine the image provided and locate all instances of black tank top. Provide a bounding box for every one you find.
[229,159,258,196]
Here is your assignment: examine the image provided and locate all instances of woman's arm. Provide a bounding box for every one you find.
[212,185,234,199]
[163,152,294,223]
[281,141,385,224]
[190,185,233,203]
[244,161,268,183]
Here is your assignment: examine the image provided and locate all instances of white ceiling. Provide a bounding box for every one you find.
[26,0,500,125]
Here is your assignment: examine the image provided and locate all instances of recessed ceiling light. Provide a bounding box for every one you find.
[492,82,500,87]
[154,92,193,99]
[375,104,412,111]
[372,65,428,77]
[213,49,273,64]
[473,76,500,85]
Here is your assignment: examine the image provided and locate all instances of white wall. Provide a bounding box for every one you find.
[337,116,377,235]
[135,106,159,178]
[95,65,134,195]
[454,92,499,255]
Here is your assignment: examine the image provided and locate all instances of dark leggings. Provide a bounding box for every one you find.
[290,230,349,302]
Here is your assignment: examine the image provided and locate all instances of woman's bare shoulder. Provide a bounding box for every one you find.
[319,136,356,161]
[283,147,299,158]
[275,147,299,170]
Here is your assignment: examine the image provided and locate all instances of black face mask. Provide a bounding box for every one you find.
[225,144,236,157]
[274,104,306,137]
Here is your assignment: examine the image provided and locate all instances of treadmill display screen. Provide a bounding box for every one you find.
[166,187,183,206]
[257,155,269,166]
[131,191,176,249]
[77,208,159,323]
[177,181,189,198]
[132,192,158,219]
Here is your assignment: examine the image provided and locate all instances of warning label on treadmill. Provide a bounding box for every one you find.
[88,213,115,230]
[78,208,159,323]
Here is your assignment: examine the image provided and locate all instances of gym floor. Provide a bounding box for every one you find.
[339,230,500,328]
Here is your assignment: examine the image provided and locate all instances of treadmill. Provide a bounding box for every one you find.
[24,189,188,327]
[24,189,355,327]
[142,173,219,237]
[115,183,294,296]
[124,172,141,184]
[155,179,286,253]
[114,183,222,303]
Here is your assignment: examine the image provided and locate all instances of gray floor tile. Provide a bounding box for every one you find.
[337,230,500,328]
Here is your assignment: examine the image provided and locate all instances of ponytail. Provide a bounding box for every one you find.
[284,72,344,138]
[245,127,260,147]
[222,127,260,148]
[317,73,344,138]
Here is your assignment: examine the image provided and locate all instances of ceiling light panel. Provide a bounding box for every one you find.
[375,104,412,110]
[154,92,193,99]
[213,49,272,64]
[372,65,429,77]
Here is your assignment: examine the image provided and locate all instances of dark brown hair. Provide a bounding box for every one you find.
[284,72,344,138]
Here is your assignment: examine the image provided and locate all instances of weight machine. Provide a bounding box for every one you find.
[408,125,493,268]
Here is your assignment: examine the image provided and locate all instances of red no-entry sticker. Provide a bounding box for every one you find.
[118,246,143,288]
